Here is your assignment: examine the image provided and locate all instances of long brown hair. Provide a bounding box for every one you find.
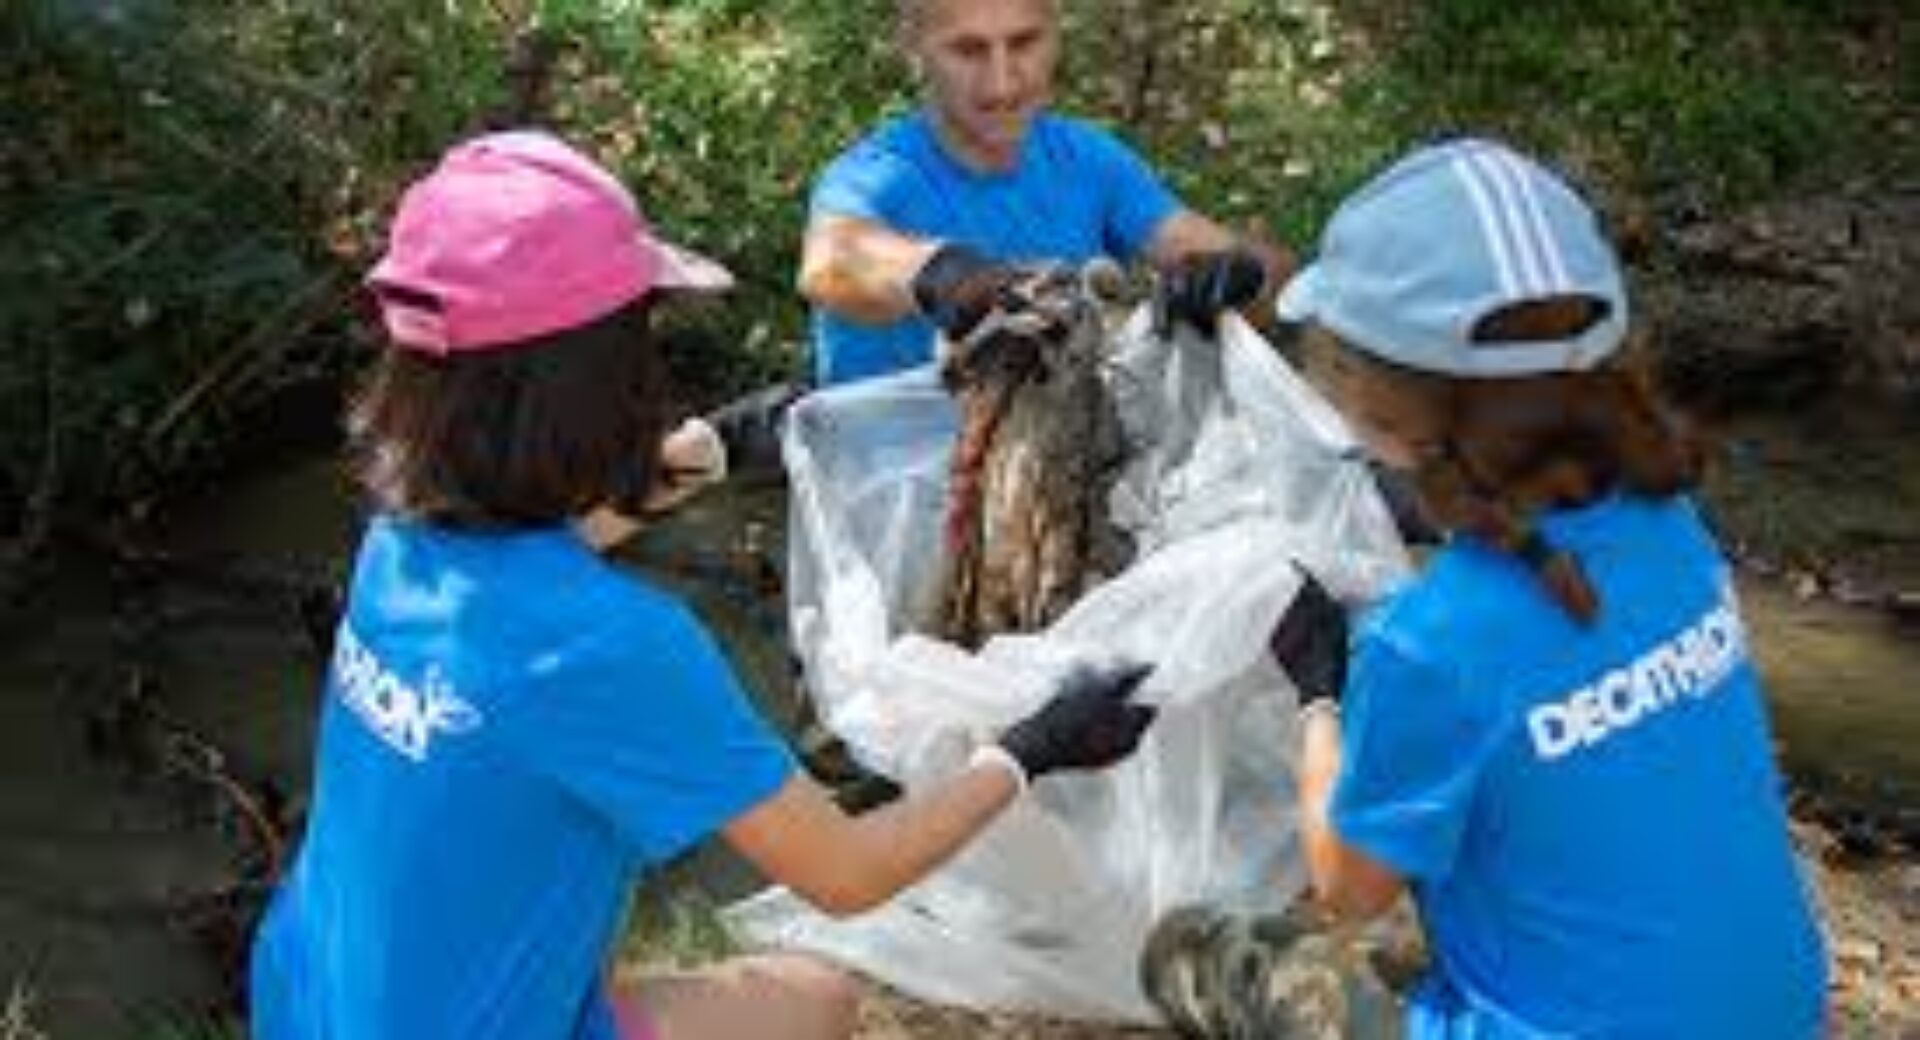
[347,299,674,530]
[1306,302,1704,623]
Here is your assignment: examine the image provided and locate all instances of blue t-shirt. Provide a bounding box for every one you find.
[250,518,795,1040]
[807,108,1182,385]
[1333,495,1826,1039]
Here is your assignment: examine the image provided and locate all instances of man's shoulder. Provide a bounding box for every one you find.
[822,110,1132,171]
[810,110,938,218]
[825,109,931,170]
[1031,110,1114,140]
[1027,111,1140,161]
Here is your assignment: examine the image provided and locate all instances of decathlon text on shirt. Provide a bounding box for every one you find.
[1528,585,1747,761]
[332,623,482,762]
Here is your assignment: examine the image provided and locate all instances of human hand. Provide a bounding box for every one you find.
[650,417,729,507]
[911,243,1024,341]
[1156,248,1270,337]
[1269,566,1350,714]
[999,662,1157,781]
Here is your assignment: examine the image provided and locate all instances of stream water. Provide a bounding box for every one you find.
[2,458,1915,1038]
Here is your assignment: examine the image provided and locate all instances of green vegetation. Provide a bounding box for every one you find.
[620,886,741,966]
[3,0,1913,542]
[3,0,500,528]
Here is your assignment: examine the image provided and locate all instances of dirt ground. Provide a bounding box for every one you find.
[1801,826,1920,1037]
[856,992,1172,1040]
[843,825,1920,1038]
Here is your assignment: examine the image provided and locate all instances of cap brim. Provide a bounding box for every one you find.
[646,238,734,292]
[1274,263,1321,324]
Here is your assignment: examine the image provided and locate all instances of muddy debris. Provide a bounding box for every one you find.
[927,265,1137,648]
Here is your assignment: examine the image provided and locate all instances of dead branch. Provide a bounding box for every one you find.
[0,337,65,606]
[141,272,347,455]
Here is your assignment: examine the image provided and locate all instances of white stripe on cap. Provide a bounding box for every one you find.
[1487,148,1572,291]
[1465,149,1550,294]
[1451,154,1523,297]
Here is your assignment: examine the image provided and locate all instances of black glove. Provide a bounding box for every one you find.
[1156,249,1269,337]
[910,243,1022,341]
[1268,566,1350,710]
[1000,662,1157,780]
[705,381,803,476]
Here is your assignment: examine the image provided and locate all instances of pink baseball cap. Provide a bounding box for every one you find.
[368,130,733,354]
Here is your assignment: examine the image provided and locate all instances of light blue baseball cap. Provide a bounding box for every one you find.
[1276,138,1628,377]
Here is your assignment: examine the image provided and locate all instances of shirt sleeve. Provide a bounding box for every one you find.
[500,597,796,865]
[1330,624,1501,881]
[809,137,923,226]
[1078,123,1182,261]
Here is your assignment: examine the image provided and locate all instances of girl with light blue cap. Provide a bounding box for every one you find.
[1145,138,1828,1039]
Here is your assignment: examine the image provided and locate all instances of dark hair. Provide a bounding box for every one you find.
[347,300,673,529]
[1307,302,1704,624]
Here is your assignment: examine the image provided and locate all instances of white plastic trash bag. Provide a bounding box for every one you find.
[727,310,1412,1022]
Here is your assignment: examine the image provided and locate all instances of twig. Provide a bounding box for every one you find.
[0,336,64,605]
[161,734,287,880]
[142,272,346,453]
[1121,0,1161,126]
[66,226,168,295]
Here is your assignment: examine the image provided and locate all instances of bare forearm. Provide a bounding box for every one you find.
[724,764,1018,917]
[727,671,1154,916]
[1297,709,1402,919]
[798,216,943,325]
[835,762,1018,910]
[1297,709,1345,889]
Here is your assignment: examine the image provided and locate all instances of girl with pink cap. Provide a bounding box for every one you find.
[248,130,1157,1040]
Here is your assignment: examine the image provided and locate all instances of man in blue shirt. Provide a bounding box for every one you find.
[799,0,1284,386]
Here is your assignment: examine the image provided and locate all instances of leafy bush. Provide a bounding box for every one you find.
[1339,0,1904,201]
[529,0,912,399]
[2,0,1910,532]
[1,0,500,522]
